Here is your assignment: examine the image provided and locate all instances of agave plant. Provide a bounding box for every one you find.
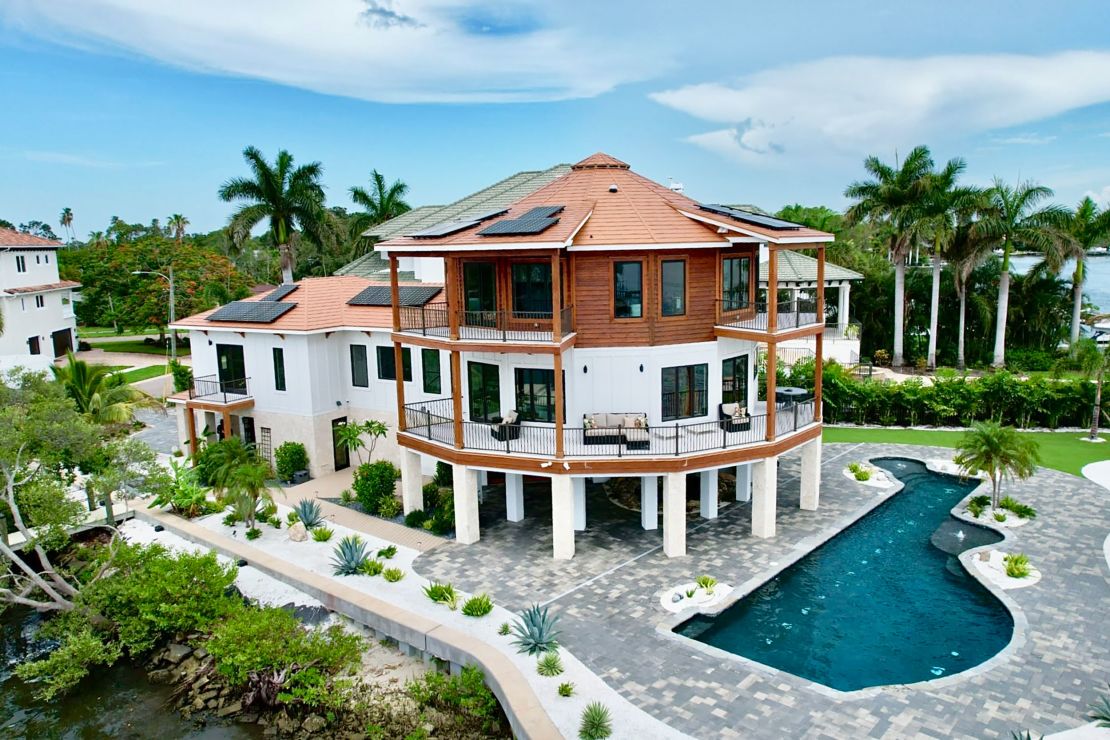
[511,603,561,656]
[293,498,325,528]
[578,702,613,740]
[695,574,717,595]
[331,535,370,575]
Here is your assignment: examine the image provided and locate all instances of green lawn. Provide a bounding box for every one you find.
[87,339,191,357]
[78,326,158,338]
[823,427,1110,477]
[112,364,170,384]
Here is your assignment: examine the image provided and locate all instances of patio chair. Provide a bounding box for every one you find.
[718,402,752,432]
[490,410,521,442]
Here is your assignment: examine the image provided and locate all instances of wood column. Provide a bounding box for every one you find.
[185,405,198,461]
[389,255,400,332]
[222,410,233,438]
[446,257,459,341]
[767,246,779,331]
[450,350,463,449]
[554,350,565,458]
[765,346,777,441]
[551,250,562,342]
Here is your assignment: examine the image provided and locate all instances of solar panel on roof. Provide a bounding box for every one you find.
[477,205,564,236]
[208,301,297,323]
[261,284,298,301]
[347,285,442,307]
[461,207,508,222]
[698,204,802,231]
[407,219,480,238]
[518,205,564,219]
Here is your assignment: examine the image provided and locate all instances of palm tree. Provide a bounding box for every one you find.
[1071,338,1110,440]
[845,146,935,367]
[975,179,1067,367]
[348,170,411,255]
[58,207,74,242]
[946,210,995,370]
[50,351,155,425]
[1052,197,1110,352]
[218,146,336,284]
[167,213,189,245]
[195,437,257,497]
[86,231,109,248]
[226,460,273,530]
[953,421,1041,508]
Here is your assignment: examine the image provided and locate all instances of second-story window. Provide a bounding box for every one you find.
[421,348,441,394]
[35,295,45,309]
[350,345,369,388]
[511,263,552,316]
[16,255,27,273]
[376,346,412,381]
[272,347,287,391]
[722,256,751,311]
[660,259,685,316]
[613,261,643,318]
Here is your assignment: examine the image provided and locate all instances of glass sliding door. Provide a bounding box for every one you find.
[722,256,751,311]
[511,262,552,317]
[467,362,500,421]
[463,262,497,327]
[661,363,708,421]
[514,368,555,422]
[216,344,246,395]
[722,355,749,406]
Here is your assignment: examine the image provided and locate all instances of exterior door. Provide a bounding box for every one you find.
[463,262,497,327]
[332,417,350,471]
[722,355,749,406]
[241,416,256,446]
[216,344,247,395]
[467,362,500,421]
[51,328,73,358]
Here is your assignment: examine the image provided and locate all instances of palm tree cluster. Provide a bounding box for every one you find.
[50,352,156,426]
[845,146,1110,369]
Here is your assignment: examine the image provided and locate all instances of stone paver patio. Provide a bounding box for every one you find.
[414,443,1110,739]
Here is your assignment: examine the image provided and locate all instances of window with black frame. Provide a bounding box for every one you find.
[511,263,552,316]
[722,255,751,311]
[614,261,643,318]
[722,355,749,405]
[376,346,412,381]
[468,362,500,421]
[350,345,368,388]
[660,260,685,316]
[661,363,708,420]
[514,368,555,422]
[421,348,441,394]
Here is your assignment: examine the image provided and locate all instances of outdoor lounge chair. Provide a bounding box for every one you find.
[582,412,649,448]
[718,402,752,432]
[489,410,521,442]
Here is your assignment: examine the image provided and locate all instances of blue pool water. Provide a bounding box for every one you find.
[676,458,1012,691]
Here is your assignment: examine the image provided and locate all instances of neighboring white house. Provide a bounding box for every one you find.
[0,228,80,374]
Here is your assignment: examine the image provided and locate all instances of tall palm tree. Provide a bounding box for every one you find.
[953,421,1040,508]
[845,146,935,367]
[167,213,189,245]
[86,231,109,248]
[1071,338,1110,440]
[218,146,336,284]
[226,460,273,530]
[1051,197,1110,352]
[946,208,995,370]
[348,170,411,255]
[975,179,1067,368]
[50,352,155,425]
[58,207,74,242]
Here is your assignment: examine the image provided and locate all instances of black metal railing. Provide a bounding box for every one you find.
[716,298,822,332]
[397,304,575,343]
[189,374,251,403]
[661,390,709,422]
[399,398,817,459]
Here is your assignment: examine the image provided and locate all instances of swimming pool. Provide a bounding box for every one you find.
[676,458,1013,691]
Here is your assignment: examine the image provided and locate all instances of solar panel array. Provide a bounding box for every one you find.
[406,208,509,238]
[347,285,443,307]
[261,284,299,301]
[477,205,564,236]
[208,300,297,323]
[699,204,803,231]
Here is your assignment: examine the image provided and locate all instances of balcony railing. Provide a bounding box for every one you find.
[401,398,817,460]
[398,303,574,343]
[716,298,821,332]
[189,374,251,404]
[823,320,862,341]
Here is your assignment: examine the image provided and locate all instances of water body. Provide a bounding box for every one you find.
[1,607,255,738]
[676,459,1011,691]
[1009,254,1110,313]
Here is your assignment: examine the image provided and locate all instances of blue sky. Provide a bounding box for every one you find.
[2,0,1110,235]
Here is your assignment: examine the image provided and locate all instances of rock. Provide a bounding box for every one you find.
[193,647,209,660]
[148,668,176,684]
[178,656,200,676]
[216,700,242,718]
[192,698,206,711]
[288,522,308,542]
[671,592,683,603]
[263,726,278,737]
[198,689,219,702]
[165,643,193,664]
[277,715,298,734]
[239,713,259,724]
[301,715,327,733]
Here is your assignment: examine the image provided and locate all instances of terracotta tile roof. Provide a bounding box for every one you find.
[376,153,832,253]
[0,228,63,248]
[4,280,81,294]
[758,251,863,285]
[172,276,441,333]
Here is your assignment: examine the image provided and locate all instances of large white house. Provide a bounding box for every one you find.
[0,228,80,374]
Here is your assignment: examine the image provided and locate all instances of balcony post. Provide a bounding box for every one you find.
[767,246,778,332]
[389,255,400,332]
[185,406,198,461]
[554,351,565,458]
[551,250,562,343]
[765,343,777,442]
[450,350,463,449]
[446,257,460,341]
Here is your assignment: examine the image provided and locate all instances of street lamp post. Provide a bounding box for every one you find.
[132,267,176,361]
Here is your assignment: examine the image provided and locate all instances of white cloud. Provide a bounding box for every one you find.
[1088,185,1110,207]
[0,0,663,103]
[651,51,1110,165]
[22,150,164,168]
[991,133,1057,145]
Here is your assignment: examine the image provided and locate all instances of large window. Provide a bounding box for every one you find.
[614,261,643,318]
[722,355,749,406]
[27,336,40,355]
[272,347,287,392]
[660,260,686,316]
[515,368,556,422]
[722,256,751,311]
[661,363,708,421]
[350,345,369,388]
[511,263,552,315]
[468,362,500,421]
[422,348,441,394]
[463,262,497,313]
[15,255,26,273]
[376,346,412,381]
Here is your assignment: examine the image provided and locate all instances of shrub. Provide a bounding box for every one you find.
[685,588,696,598]
[376,495,402,519]
[148,461,217,518]
[498,622,511,636]
[331,535,370,575]
[377,545,397,559]
[461,594,493,618]
[970,494,992,508]
[968,500,985,518]
[999,496,1037,519]
[404,509,429,528]
[536,651,564,677]
[382,567,404,582]
[854,468,872,481]
[269,517,282,529]
[695,575,717,595]
[994,511,1007,522]
[353,460,400,513]
[1004,553,1031,578]
[206,605,362,686]
[433,461,453,487]
[424,582,459,609]
[406,665,504,736]
[422,480,440,506]
[246,527,262,540]
[360,558,384,576]
[293,498,325,528]
[578,702,613,740]
[311,525,334,542]
[339,488,355,505]
[511,604,561,656]
[274,442,309,482]
[169,359,193,393]
[847,462,863,474]
[15,625,122,701]
[222,511,241,527]
[558,682,575,697]
[286,511,300,525]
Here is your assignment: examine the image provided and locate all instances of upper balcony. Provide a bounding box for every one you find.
[715,297,823,340]
[397,303,575,347]
[187,374,253,408]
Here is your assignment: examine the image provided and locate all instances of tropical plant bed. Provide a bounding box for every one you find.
[970,549,1042,590]
[658,581,735,614]
[841,462,893,488]
[963,505,1031,528]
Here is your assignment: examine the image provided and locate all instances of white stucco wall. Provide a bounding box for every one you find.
[0,248,77,372]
